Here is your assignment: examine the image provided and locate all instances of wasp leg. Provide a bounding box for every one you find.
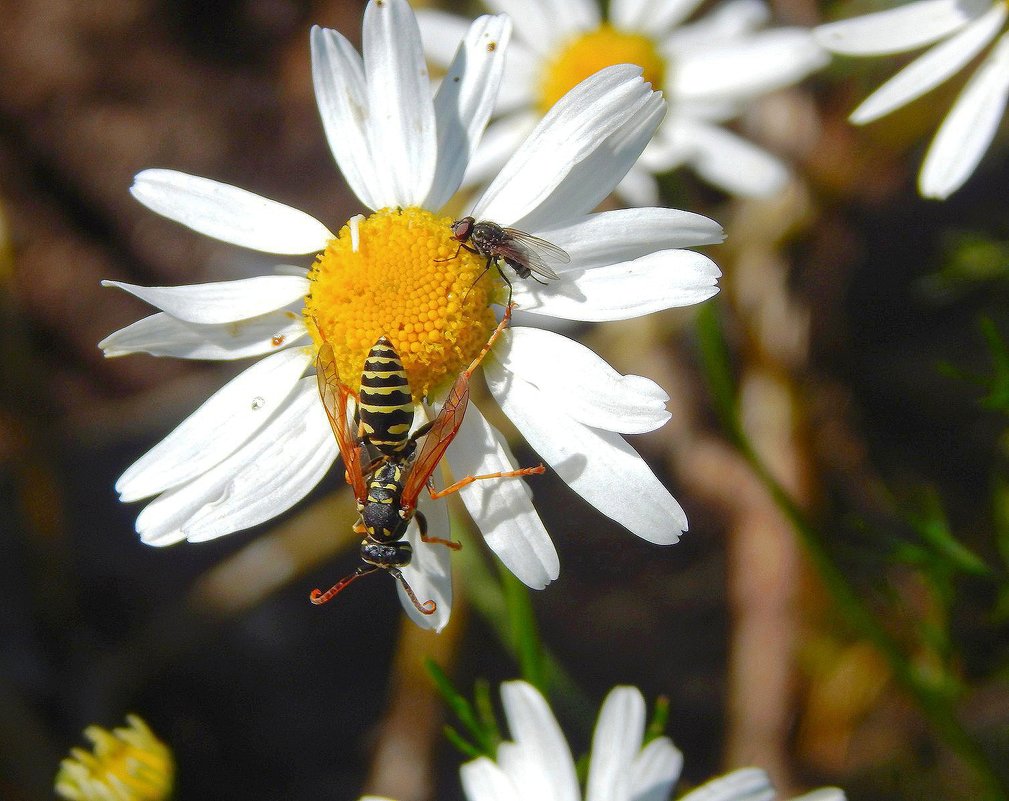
[310,563,380,605]
[388,567,437,615]
[427,464,546,501]
[360,455,386,479]
[403,419,436,455]
[462,301,515,379]
[414,509,461,550]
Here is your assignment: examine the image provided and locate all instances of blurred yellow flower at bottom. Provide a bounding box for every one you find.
[55,714,174,801]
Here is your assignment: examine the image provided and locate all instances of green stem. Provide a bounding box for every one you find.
[742,439,1004,799]
[696,305,1007,800]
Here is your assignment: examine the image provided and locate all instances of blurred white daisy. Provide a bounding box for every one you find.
[101,0,724,630]
[418,0,827,204]
[362,681,845,801]
[816,0,1009,199]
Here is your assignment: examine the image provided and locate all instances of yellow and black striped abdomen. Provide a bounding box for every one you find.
[359,336,415,456]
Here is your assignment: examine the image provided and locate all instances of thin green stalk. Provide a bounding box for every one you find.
[696,304,1008,800]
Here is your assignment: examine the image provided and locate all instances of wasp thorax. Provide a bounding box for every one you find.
[305,207,499,400]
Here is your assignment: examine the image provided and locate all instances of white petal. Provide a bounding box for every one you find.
[499,681,579,801]
[629,738,684,801]
[416,9,472,66]
[791,791,847,801]
[613,0,708,37]
[460,758,522,801]
[919,32,1009,198]
[499,327,671,434]
[399,494,453,631]
[487,361,689,542]
[850,2,1007,124]
[311,25,383,210]
[615,164,661,207]
[130,169,333,254]
[662,0,770,54]
[117,347,313,502]
[482,0,594,53]
[814,0,985,55]
[586,687,646,801]
[512,250,720,322]
[99,309,308,360]
[363,0,437,207]
[493,42,541,114]
[102,275,310,325]
[538,207,724,270]
[639,120,696,171]
[673,29,828,102]
[426,14,512,211]
[675,120,790,197]
[679,768,774,801]
[462,112,538,188]
[137,378,337,545]
[513,91,666,231]
[444,404,559,589]
[472,65,661,228]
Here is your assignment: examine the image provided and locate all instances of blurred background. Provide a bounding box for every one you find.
[2,0,1008,799]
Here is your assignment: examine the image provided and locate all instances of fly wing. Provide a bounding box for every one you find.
[400,371,472,511]
[502,228,570,280]
[316,342,367,500]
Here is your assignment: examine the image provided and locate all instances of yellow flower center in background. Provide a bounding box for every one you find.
[538,24,666,113]
[306,207,497,401]
[55,715,174,801]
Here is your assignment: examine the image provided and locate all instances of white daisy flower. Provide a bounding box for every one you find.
[815,0,1009,199]
[417,0,828,204]
[101,0,724,630]
[362,681,846,801]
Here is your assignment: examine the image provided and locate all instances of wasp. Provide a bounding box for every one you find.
[312,304,545,615]
[442,216,570,305]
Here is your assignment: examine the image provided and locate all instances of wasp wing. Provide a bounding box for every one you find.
[316,342,368,501]
[400,371,472,511]
[502,228,570,281]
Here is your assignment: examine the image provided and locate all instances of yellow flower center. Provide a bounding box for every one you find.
[55,716,174,801]
[305,207,497,401]
[538,24,666,113]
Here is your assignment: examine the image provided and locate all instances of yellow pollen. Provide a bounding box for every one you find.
[537,24,666,113]
[55,715,174,801]
[305,207,497,401]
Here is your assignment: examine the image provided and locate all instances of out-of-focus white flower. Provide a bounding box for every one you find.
[419,0,827,203]
[102,0,724,630]
[364,681,846,801]
[816,0,1009,199]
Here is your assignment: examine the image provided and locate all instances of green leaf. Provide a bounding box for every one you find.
[644,696,670,745]
[425,659,496,757]
[474,679,501,750]
[694,302,741,444]
[500,566,547,692]
[442,725,484,760]
[907,490,991,577]
[979,317,1009,413]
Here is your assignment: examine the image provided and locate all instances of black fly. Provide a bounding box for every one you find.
[442,216,570,305]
